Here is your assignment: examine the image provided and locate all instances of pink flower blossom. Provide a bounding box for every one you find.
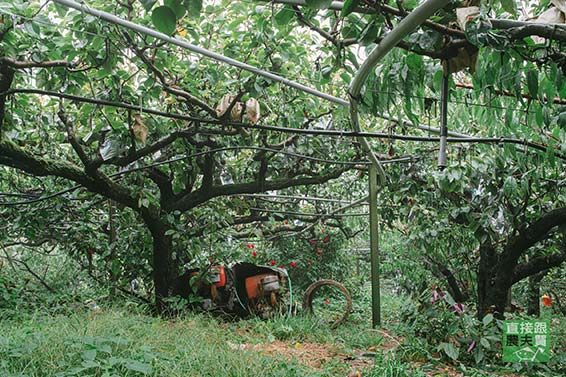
[431,290,439,304]
[453,303,465,315]
[467,340,476,353]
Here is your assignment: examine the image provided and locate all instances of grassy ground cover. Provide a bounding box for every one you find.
[0,285,564,376]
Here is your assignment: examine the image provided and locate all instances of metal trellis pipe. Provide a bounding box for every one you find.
[348,0,451,328]
[52,0,349,107]
[438,63,450,170]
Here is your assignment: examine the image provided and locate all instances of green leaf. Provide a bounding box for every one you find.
[503,176,517,197]
[527,69,538,99]
[341,0,361,17]
[359,21,379,45]
[500,0,517,15]
[152,6,177,35]
[274,5,294,27]
[406,54,423,73]
[165,0,185,19]
[443,292,456,307]
[474,347,484,363]
[341,24,359,40]
[81,349,97,361]
[184,0,202,18]
[403,0,418,10]
[439,342,459,361]
[138,0,157,11]
[305,0,333,10]
[125,361,152,375]
[482,313,494,326]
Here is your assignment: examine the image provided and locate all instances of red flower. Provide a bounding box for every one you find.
[270,260,276,266]
[290,262,297,268]
[285,220,289,225]
[278,265,284,269]
[310,239,317,246]
[317,249,322,255]
[323,236,329,243]
[324,299,329,305]
[252,251,257,258]
[247,243,251,248]
[542,295,552,307]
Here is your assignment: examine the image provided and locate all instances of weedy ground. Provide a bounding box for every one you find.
[0,287,564,376]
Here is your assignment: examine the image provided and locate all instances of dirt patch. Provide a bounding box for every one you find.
[231,332,482,377]
[230,330,403,374]
[237,340,340,369]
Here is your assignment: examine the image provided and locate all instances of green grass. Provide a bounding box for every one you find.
[1,283,565,376]
[0,310,284,376]
[0,306,380,376]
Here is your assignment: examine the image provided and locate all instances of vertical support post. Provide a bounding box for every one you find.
[108,200,117,297]
[438,64,450,170]
[369,164,381,328]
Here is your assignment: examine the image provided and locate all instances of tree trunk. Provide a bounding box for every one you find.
[141,211,179,313]
[151,229,177,313]
[477,244,509,319]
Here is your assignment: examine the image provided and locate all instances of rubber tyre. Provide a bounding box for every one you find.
[302,279,352,327]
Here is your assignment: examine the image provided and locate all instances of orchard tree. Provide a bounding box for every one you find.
[0,0,363,310]
[279,1,566,317]
[381,148,566,318]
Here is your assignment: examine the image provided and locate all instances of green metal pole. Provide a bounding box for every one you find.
[346,0,450,329]
[369,164,381,328]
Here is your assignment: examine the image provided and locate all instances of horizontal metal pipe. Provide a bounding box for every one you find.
[52,0,349,107]
[249,207,368,217]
